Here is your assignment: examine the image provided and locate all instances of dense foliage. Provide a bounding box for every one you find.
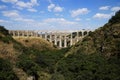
[16,47,69,79]
[109,10,120,24]
[56,53,120,80]
[0,58,19,80]
[0,25,14,43]
[72,10,120,57]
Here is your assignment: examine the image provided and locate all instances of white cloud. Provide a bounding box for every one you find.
[71,8,89,17]
[75,18,81,21]
[16,1,31,8]
[16,0,38,9]
[55,14,63,17]
[2,0,39,10]
[54,6,63,12]
[0,5,7,9]
[2,10,20,18]
[31,0,38,5]
[1,0,17,3]
[93,13,112,19]
[48,4,55,12]
[14,18,34,22]
[43,18,75,24]
[99,6,110,10]
[43,18,78,27]
[111,6,120,12]
[48,4,63,12]
[40,18,80,30]
[0,19,9,23]
[27,8,37,12]
[2,10,34,22]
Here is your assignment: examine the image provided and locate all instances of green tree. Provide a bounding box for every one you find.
[0,58,19,80]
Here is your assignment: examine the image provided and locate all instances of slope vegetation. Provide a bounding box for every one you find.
[14,37,55,51]
[0,26,57,80]
[53,11,120,80]
[68,10,120,57]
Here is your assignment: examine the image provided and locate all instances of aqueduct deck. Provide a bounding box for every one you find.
[9,30,91,48]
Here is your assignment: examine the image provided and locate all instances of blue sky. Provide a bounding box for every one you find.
[0,0,120,30]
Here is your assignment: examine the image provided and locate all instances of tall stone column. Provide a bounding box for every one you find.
[45,32,47,40]
[36,31,38,37]
[70,33,73,46]
[40,32,42,38]
[13,31,15,36]
[22,31,24,37]
[64,35,67,48]
[30,32,33,37]
[82,31,84,38]
[49,32,52,42]
[59,35,62,48]
[54,34,57,45]
[76,31,79,42]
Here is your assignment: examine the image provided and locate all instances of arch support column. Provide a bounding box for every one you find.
[59,35,62,48]
[17,31,20,37]
[54,34,57,45]
[77,31,79,42]
[13,31,15,36]
[45,32,47,40]
[64,35,67,48]
[49,33,52,42]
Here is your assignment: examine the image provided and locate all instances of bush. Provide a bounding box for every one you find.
[0,58,19,80]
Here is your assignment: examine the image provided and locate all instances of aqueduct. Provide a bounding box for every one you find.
[9,30,91,48]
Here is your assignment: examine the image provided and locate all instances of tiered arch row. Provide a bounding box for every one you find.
[9,30,91,48]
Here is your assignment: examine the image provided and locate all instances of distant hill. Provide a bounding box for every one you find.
[68,10,120,57]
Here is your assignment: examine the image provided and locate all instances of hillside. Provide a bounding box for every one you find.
[14,37,55,51]
[68,10,120,57]
[0,26,57,80]
[0,26,18,61]
[53,11,120,80]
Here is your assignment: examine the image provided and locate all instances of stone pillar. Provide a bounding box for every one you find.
[64,35,67,48]
[32,31,34,37]
[82,31,84,38]
[76,31,79,42]
[70,33,73,46]
[40,32,42,38]
[59,35,62,48]
[45,32,47,40]
[54,34,57,45]
[13,31,15,36]
[22,31,24,37]
[36,31,38,37]
[49,33,52,42]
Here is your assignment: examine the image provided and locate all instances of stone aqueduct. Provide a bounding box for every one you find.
[9,30,91,48]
